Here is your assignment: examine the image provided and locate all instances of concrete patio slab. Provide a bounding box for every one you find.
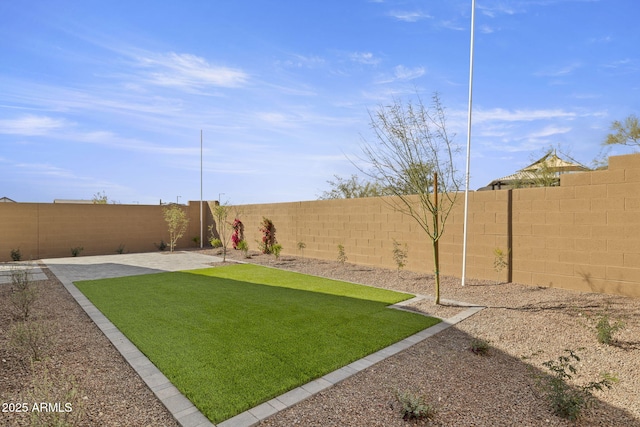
[0,261,47,284]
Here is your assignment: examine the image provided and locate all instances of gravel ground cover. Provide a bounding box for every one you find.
[2,251,639,426]
[0,263,179,427]
[215,249,640,427]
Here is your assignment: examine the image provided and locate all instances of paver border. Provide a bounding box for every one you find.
[45,255,484,427]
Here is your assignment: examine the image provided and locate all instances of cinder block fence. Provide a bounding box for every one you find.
[2,153,639,298]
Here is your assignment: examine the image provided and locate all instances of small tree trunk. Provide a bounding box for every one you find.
[433,171,440,304]
[433,239,440,304]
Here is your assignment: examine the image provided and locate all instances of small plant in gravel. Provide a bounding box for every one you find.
[70,246,83,257]
[595,314,625,345]
[538,349,617,421]
[469,338,490,356]
[493,247,509,282]
[9,269,38,321]
[11,248,22,261]
[155,240,167,251]
[28,363,85,426]
[9,320,53,363]
[337,244,347,264]
[237,240,250,258]
[297,241,306,258]
[395,389,436,421]
[116,244,126,254]
[392,239,408,275]
[272,243,283,260]
[210,237,223,248]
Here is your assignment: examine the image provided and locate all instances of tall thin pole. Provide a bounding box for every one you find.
[461,0,476,286]
[200,129,203,249]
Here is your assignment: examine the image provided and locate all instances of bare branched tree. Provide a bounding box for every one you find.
[212,202,231,262]
[357,92,461,304]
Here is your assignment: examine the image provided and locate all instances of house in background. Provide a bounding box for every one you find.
[0,197,16,203]
[479,151,590,191]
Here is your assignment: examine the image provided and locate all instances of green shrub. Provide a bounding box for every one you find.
[237,240,250,258]
[469,338,490,356]
[539,350,616,421]
[28,363,85,426]
[210,238,223,248]
[493,247,509,281]
[395,389,436,421]
[155,240,168,251]
[297,241,306,257]
[70,246,83,257]
[337,244,347,264]
[9,269,38,321]
[272,243,282,260]
[11,248,21,261]
[596,314,625,345]
[9,320,53,362]
[392,239,408,274]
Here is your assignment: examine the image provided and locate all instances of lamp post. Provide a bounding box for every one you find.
[461,0,476,287]
[200,130,203,248]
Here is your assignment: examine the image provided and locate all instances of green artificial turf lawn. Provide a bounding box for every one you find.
[75,263,440,423]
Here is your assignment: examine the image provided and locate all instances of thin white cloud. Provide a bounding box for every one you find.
[76,130,201,155]
[535,62,582,77]
[440,20,466,31]
[280,54,326,69]
[394,65,426,80]
[349,52,381,66]
[0,115,68,136]
[527,125,572,138]
[388,10,432,22]
[478,3,518,17]
[588,35,612,44]
[14,162,76,178]
[602,58,639,73]
[473,108,578,123]
[479,25,495,34]
[255,112,298,129]
[133,52,249,89]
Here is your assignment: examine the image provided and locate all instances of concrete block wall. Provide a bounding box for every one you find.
[225,191,507,283]
[2,153,640,298]
[0,202,208,261]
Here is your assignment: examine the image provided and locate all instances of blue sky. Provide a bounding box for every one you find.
[1,0,638,205]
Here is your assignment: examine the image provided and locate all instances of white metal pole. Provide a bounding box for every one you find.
[200,129,203,249]
[461,0,476,286]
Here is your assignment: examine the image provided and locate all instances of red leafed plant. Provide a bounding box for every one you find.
[231,219,244,249]
[258,217,276,254]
